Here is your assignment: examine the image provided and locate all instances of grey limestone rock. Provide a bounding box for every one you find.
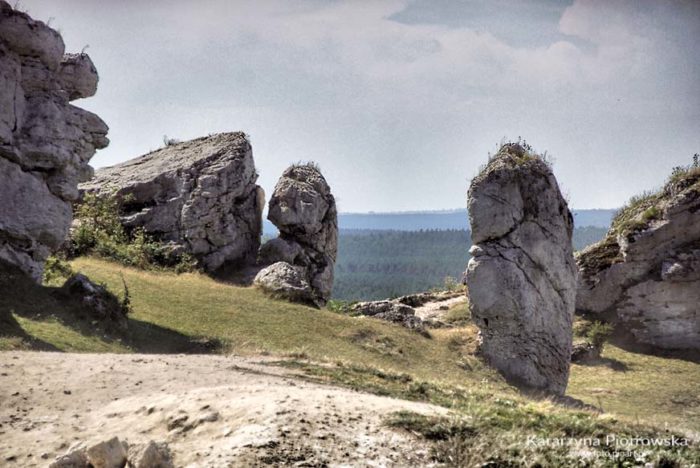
[465,143,577,395]
[255,164,338,307]
[0,1,108,280]
[577,169,700,350]
[80,132,264,273]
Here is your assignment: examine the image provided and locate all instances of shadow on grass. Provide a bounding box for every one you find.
[610,325,700,365]
[126,318,227,354]
[0,260,224,354]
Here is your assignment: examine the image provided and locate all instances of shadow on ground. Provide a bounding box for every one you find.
[0,260,224,354]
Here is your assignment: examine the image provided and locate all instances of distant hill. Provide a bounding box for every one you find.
[264,208,616,234]
[332,226,608,301]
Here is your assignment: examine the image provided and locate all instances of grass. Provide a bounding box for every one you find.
[568,344,700,433]
[277,359,700,466]
[442,300,472,326]
[2,257,699,465]
[1,257,495,386]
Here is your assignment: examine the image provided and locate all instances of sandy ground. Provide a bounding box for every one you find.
[0,352,447,467]
[414,296,467,322]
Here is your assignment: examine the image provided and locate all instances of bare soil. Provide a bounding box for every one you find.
[0,352,446,467]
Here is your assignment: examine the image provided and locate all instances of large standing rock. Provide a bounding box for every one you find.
[254,164,337,307]
[465,143,576,395]
[0,1,109,281]
[577,166,700,350]
[80,132,264,272]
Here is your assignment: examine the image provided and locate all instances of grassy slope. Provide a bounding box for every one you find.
[2,257,500,389]
[1,257,699,463]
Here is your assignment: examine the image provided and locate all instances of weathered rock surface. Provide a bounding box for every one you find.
[465,144,577,395]
[255,164,337,307]
[50,437,172,468]
[577,168,700,350]
[127,441,174,468]
[0,1,109,280]
[351,291,465,332]
[80,132,264,272]
[351,300,425,332]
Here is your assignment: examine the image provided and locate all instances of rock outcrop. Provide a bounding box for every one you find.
[254,164,337,307]
[50,437,173,468]
[351,291,465,332]
[0,1,109,281]
[465,143,577,395]
[576,166,700,350]
[59,273,129,333]
[351,299,425,332]
[80,132,264,272]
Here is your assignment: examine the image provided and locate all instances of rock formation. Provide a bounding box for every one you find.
[351,291,465,332]
[50,437,173,468]
[464,143,577,395]
[577,166,700,350]
[254,164,337,307]
[0,1,109,280]
[351,299,425,332]
[80,132,264,272]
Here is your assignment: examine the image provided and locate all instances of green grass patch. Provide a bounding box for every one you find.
[442,300,471,326]
[275,360,699,466]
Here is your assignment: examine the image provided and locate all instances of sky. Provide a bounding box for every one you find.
[21,0,700,212]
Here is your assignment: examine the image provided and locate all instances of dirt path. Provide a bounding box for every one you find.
[414,296,467,322]
[0,352,446,467]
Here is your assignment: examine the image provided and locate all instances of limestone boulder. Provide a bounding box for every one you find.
[86,437,128,468]
[80,132,264,272]
[577,168,700,350]
[0,1,109,280]
[465,143,577,395]
[255,164,337,307]
[253,261,317,306]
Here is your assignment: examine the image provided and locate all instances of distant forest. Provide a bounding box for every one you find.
[332,226,608,301]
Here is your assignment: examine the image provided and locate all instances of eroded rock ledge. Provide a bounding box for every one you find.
[0,1,109,280]
[465,143,577,395]
[576,167,700,350]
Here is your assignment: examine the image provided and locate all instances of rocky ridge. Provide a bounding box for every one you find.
[465,144,577,395]
[0,1,108,280]
[576,165,700,350]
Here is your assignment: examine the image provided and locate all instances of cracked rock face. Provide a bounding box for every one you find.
[0,1,109,281]
[577,171,700,350]
[255,165,337,307]
[80,132,264,272]
[465,144,576,395]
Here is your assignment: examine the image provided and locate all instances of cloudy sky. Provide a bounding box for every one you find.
[22,0,700,212]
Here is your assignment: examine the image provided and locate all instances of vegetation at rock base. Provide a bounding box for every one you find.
[1,257,698,465]
[64,193,608,302]
[69,192,198,273]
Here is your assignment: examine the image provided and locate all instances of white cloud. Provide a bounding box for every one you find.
[21,0,700,212]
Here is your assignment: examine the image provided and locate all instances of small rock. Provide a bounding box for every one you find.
[127,441,174,468]
[86,437,128,468]
[49,445,87,468]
